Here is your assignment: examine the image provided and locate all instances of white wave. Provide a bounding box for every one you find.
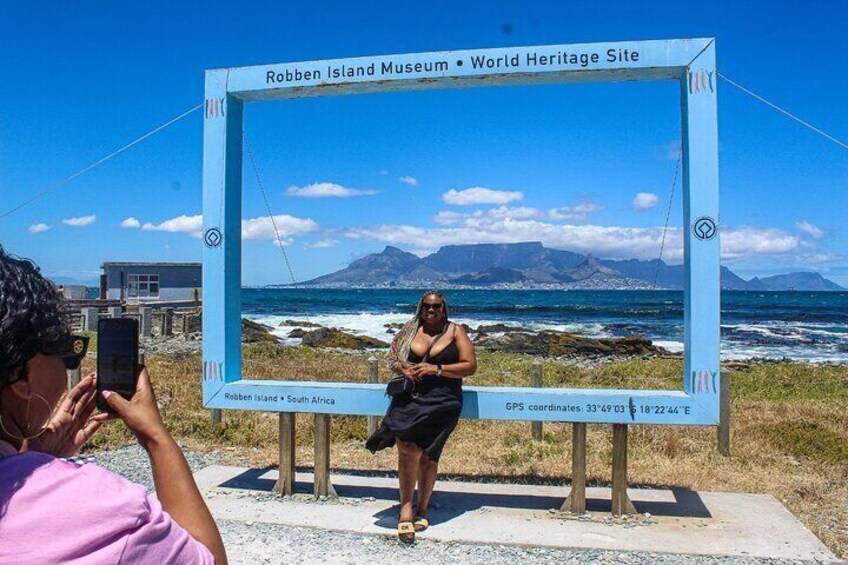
[720,343,848,363]
[246,313,612,344]
[244,313,847,363]
[248,312,409,344]
[653,340,684,353]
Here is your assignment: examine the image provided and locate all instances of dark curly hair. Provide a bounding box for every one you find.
[0,246,69,387]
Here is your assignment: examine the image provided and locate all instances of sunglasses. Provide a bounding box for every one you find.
[24,334,90,371]
[422,302,444,311]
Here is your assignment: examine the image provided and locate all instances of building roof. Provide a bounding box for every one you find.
[101,262,202,268]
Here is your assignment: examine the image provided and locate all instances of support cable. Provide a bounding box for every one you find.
[243,132,300,287]
[653,147,682,290]
[718,72,848,152]
[244,131,315,327]
[0,103,204,222]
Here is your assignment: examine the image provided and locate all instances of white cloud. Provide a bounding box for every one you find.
[62,215,97,227]
[632,192,659,211]
[305,238,339,249]
[378,170,389,176]
[795,220,825,239]
[399,176,419,187]
[347,214,801,263]
[140,213,319,241]
[720,227,799,259]
[432,211,466,226]
[485,206,541,220]
[241,215,319,240]
[793,252,840,264]
[27,224,52,233]
[442,187,524,206]
[548,202,603,221]
[121,217,141,229]
[286,182,377,198]
[28,223,51,234]
[432,206,541,226]
[142,215,204,236]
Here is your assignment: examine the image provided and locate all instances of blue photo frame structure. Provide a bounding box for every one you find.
[202,38,720,425]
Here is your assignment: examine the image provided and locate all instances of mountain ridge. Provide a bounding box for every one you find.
[295,242,845,291]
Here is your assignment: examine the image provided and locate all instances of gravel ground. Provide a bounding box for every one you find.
[79,445,820,565]
[215,518,812,565]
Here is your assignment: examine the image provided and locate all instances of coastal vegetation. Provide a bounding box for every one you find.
[81,341,848,557]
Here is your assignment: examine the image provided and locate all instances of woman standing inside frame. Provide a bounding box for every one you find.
[366,290,477,544]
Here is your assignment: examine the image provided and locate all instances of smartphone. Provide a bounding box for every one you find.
[96,318,139,413]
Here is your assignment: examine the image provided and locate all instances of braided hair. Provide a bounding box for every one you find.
[385,289,449,375]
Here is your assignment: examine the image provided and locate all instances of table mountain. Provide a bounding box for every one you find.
[294,242,844,291]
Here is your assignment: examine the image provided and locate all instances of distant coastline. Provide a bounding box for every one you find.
[293,242,845,292]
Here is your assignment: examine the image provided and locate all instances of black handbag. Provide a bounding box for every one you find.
[385,373,412,398]
[386,324,451,398]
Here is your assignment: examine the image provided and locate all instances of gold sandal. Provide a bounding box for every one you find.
[398,521,415,544]
[413,515,429,532]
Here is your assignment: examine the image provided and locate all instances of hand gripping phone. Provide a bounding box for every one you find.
[96,318,139,413]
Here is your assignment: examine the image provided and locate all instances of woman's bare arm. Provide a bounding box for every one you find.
[103,369,227,564]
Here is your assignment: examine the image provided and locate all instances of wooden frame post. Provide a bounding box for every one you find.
[563,422,587,513]
[313,414,336,498]
[531,360,543,441]
[717,370,730,456]
[273,412,296,496]
[611,424,636,516]
[367,356,378,437]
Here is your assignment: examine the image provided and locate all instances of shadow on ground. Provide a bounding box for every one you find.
[219,466,711,527]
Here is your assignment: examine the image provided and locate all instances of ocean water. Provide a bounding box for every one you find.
[242,289,848,363]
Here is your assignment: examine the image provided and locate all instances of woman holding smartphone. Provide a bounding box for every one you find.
[0,246,227,564]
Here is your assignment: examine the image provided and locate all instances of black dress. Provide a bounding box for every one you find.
[365,341,463,462]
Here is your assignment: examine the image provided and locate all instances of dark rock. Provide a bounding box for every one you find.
[242,319,278,343]
[384,322,405,330]
[278,319,323,328]
[475,330,667,357]
[288,328,307,338]
[301,327,389,349]
[475,323,528,334]
[598,335,661,356]
[474,331,547,355]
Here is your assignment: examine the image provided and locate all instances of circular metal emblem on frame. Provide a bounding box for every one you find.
[204,227,223,248]
[692,216,718,241]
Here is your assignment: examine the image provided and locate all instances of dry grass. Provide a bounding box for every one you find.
[82,345,848,557]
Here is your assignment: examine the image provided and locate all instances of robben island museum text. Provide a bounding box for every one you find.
[265,48,641,83]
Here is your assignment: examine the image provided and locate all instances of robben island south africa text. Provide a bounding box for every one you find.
[266,47,642,83]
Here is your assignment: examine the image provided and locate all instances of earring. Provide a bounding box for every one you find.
[0,393,53,442]
[24,397,31,430]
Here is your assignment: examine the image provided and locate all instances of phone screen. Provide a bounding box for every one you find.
[97,318,139,412]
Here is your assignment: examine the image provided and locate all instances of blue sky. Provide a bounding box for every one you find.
[1,1,846,286]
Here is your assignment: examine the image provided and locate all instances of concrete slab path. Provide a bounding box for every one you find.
[194,465,837,562]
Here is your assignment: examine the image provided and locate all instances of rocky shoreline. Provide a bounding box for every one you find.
[133,318,847,371]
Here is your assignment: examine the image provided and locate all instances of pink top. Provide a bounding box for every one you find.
[0,441,214,564]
